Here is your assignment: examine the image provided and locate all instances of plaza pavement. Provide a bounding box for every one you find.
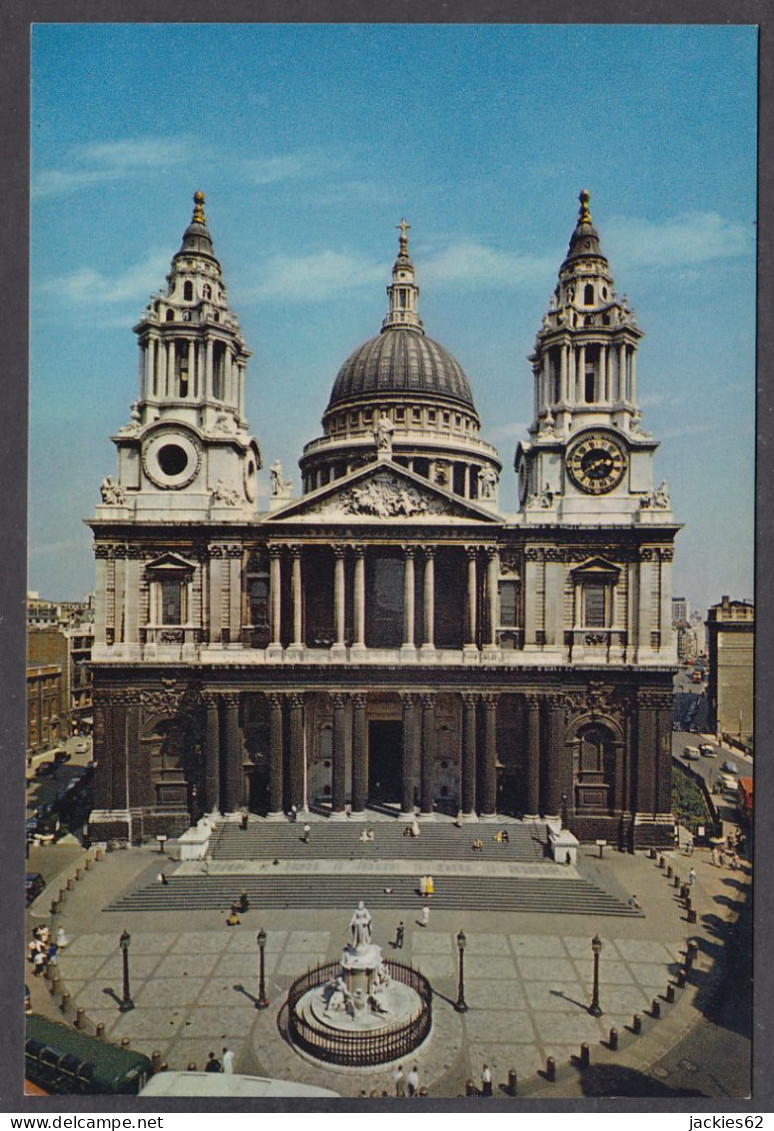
[27,821,751,1100]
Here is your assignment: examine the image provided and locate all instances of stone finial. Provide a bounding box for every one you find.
[578,189,592,224]
[192,191,206,224]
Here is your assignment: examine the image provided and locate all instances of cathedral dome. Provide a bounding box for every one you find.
[327,327,476,412]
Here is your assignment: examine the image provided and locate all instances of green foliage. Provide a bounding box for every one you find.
[672,763,712,831]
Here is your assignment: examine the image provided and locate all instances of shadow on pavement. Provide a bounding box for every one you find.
[577,1063,707,1097]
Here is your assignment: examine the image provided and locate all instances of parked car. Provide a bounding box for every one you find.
[721,760,738,774]
[34,762,56,778]
[74,741,89,754]
[683,746,701,760]
[699,744,716,758]
[25,873,45,905]
[720,773,738,793]
[53,749,71,764]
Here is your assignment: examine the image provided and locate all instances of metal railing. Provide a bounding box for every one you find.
[286,959,432,1067]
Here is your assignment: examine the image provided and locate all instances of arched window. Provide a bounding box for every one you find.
[165,309,175,321]
[584,283,594,305]
[183,281,193,301]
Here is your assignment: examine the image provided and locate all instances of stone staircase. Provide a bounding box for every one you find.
[209,818,546,864]
[106,870,641,916]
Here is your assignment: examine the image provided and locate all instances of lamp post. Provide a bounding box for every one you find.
[561,792,568,828]
[256,928,269,1009]
[588,934,603,1017]
[454,929,468,1013]
[119,930,134,1013]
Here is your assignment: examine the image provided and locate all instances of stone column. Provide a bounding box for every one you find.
[635,691,658,815]
[333,545,346,649]
[560,343,568,403]
[205,339,214,399]
[524,694,541,817]
[331,693,348,815]
[630,348,638,405]
[353,549,366,649]
[480,693,498,817]
[420,694,436,816]
[465,547,478,647]
[269,546,282,649]
[187,341,195,395]
[202,692,220,813]
[421,547,435,651]
[400,693,417,816]
[543,694,566,817]
[93,549,108,647]
[291,546,303,647]
[222,692,242,814]
[402,546,416,650]
[485,547,500,649]
[578,344,586,401]
[288,692,305,811]
[461,692,478,816]
[618,343,627,401]
[351,693,367,815]
[268,692,284,816]
[464,464,471,498]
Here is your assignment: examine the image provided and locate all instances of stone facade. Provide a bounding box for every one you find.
[87,192,679,847]
[706,595,754,741]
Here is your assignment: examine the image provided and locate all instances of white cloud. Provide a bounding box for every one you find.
[489,419,531,442]
[40,251,169,305]
[606,211,753,269]
[241,149,348,186]
[421,241,556,289]
[32,136,193,198]
[248,249,384,302]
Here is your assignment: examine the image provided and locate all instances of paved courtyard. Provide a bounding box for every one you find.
[28,825,751,1099]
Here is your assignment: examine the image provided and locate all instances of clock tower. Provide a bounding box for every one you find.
[516,191,669,524]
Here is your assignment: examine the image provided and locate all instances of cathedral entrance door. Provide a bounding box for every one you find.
[367,720,402,805]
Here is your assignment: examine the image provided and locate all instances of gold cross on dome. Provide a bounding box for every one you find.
[397,218,411,251]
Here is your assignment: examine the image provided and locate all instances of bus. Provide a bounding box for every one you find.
[25,1014,152,1095]
[738,777,753,824]
[139,1072,340,1098]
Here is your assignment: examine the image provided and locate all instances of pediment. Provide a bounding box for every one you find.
[145,552,197,573]
[570,555,621,578]
[266,461,500,524]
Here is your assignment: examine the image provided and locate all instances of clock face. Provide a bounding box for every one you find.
[566,433,627,494]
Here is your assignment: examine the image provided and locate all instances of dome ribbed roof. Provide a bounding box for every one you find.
[327,327,476,412]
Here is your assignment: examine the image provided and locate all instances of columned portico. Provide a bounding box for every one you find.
[331,692,348,815]
[460,692,478,817]
[419,693,436,816]
[351,693,367,815]
[353,549,366,651]
[402,546,416,652]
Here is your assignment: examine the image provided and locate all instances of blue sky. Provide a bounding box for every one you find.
[29,23,757,615]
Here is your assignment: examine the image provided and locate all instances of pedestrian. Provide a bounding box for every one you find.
[407,1064,419,1097]
[55,927,69,949]
[226,909,240,926]
[421,905,430,928]
[426,874,434,896]
[394,921,405,949]
[157,871,168,885]
[303,823,311,844]
[411,818,420,838]
[221,1046,235,1074]
[688,867,696,886]
[719,850,726,867]
[46,943,58,967]
[393,1064,406,1097]
[481,1064,493,1096]
[290,804,298,822]
[240,811,248,831]
[204,1051,222,1073]
[628,894,642,910]
[33,950,46,977]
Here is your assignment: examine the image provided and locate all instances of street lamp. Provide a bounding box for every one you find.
[454,929,468,1013]
[256,928,269,1009]
[588,934,603,1017]
[119,929,134,1013]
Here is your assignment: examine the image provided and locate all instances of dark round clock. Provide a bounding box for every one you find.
[566,432,627,494]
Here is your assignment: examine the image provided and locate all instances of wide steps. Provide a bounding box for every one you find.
[210,822,545,864]
[106,874,641,917]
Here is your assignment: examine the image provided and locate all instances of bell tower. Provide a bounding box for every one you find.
[516,190,669,524]
[98,192,262,521]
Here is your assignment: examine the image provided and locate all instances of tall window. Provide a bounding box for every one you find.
[583,584,607,628]
[160,578,183,624]
[584,283,594,305]
[499,581,519,627]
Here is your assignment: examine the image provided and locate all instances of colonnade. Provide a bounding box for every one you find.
[138,332,246,416]
[266,542,501,651]
[535,339,637,416]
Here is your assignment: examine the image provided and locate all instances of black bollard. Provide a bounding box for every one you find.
[151,1050,162,1073]
[658,855,665,869]
[546,1056,556,1082]
[632,1013,642,1034]
[609,1027,619,1051]
[649,847,657,860]
[579,1043,590,1068]
[676,967,687,987]
[673,874,681,888]
[95,1022,105,1039]
[651,999,661,1019]
[688,908,698,924]
[507,1069,518,1097]
[74,1007,85,1029]
[60,991,71,1013]
[665,984,675,1003]
[465,1079,475,1096]
[667,864,673,878]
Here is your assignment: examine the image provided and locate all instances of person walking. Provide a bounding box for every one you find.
[407,1064,419,1097]
[204,1051,222,1073]
[221,1046,235,1074]
[420,905,430,928]
[689,866,697,886]
[303,823,311,844]
[393,1064,406,1097]
[394,921,405,949]
[481,1064,493,1096]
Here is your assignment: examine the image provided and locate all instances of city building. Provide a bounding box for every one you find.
[27,598,95,745]
[86,191,679,847]
[706,595,754,742]
[671,596,689,626]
